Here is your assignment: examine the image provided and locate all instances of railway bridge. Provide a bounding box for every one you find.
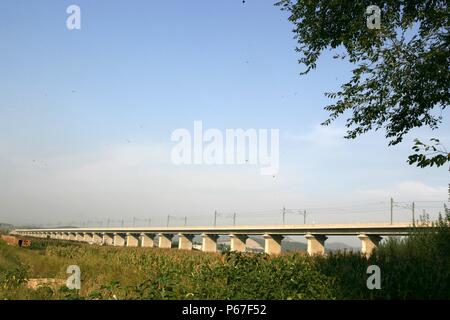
[12,222,413,256]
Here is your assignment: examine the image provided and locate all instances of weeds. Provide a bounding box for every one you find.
[1,214,449,300]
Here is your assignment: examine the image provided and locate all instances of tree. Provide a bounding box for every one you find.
[276,0,449,168]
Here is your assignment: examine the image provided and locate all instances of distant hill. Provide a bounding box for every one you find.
[326,242,357,252]
[249,236,307,253]
[249,236,356,253]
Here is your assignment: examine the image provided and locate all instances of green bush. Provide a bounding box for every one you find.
[0,263,29,290]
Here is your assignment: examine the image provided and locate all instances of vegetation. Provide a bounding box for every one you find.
[0,223,14,235]
[276,0,450,168]
[0,213,449,300]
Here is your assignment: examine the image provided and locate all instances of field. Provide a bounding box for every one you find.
[1,215,449,300]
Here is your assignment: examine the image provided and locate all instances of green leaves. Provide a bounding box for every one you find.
[276,0,449,167]
[408,138,450,168]
[192,251,335,299]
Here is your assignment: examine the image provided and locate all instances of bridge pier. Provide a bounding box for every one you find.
[102,233,114,246]
[178,234,194,250]
[230,234,248,252]
[158,233,172,249]
[202,234,219,253]
[263,234,284,255]
[75,233,84,242]
[140,233,154,247]
[126,233,139,247]
[358,234,382,258]
[83,233,93,243]
[92,233,103,245]
[305,234,327,256]
[11,223,411,256]
[113,233,125,246]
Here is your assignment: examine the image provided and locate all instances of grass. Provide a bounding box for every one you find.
[1,213,449,300]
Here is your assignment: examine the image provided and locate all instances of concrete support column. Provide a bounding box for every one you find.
[201,234,219,253]
[178,234,194,250]
[126,233,139,247]
[113,233,125,246]
[358,234,382,258]
[230,234,248,252]
[158,233,172,249]
[75,233,84,241]
[102,233,114,246]
[263,234,284,255]
[305,234,327,256]
[83,233,93,243]
[140,233,154,247]
[92,233,103,245]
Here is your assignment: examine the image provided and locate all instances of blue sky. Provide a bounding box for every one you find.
[0,0,449,231]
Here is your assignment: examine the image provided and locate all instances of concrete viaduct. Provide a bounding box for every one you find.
[12,222,413,257]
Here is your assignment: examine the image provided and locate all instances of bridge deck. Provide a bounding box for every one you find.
[14,222,413,236]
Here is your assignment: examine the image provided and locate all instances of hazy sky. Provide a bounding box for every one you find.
[1,0,448,228]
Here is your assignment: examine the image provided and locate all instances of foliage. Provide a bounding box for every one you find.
[276,0,449,167]
[0,264,28,291]
[408,138,450,168]
[1,219,450,300]
[191,252,335,299]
